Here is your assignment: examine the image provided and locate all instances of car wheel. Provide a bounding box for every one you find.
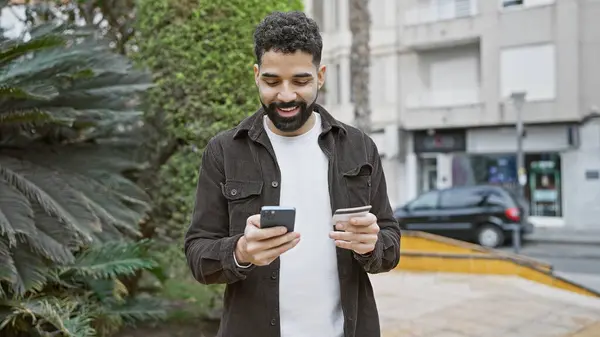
[477,224,504,248]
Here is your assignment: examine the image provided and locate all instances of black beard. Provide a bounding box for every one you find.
[261,93,318,133]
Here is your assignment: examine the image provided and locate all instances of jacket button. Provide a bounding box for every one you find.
[270,318,276,326]
[271,181,279,188]
[271,272,277,280]
[230,189,238,196]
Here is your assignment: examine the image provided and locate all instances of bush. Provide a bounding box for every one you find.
[135,0,303,257]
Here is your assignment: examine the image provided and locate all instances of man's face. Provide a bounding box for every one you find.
[254,50,326,134]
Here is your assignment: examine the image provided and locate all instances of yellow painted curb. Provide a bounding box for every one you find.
[396,231,599,298]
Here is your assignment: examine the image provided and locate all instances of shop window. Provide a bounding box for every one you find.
[526,153,562,217]
[451,152,562,217]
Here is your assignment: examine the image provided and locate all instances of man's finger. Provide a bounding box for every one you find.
[349,213,377,226]
[335,222,379,234]
[246,225,288,241]
[333,240,373,254]
[261,232,300,250]
[329,231,377,244]
[247,214,261,227]
[255,237,301,261]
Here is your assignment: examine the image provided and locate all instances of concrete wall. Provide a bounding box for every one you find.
[562,118,600,229]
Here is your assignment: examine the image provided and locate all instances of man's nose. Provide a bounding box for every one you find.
[277,88,297,102]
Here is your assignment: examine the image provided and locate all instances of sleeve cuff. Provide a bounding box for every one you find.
[221,233,256,279]
[353,236,384,270]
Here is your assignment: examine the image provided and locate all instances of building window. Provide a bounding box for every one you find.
[501,0,555,10]
[408,44,480,108]
[451,152,562,217]
[500,43,556,101]
[502,0,523,7]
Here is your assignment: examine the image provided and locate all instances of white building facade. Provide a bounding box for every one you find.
[304,0,600,230]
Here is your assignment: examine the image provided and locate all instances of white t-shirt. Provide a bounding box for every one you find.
[264,112,344,337]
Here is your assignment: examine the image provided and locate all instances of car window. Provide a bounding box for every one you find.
[483,191,508,207]
[408,191,439,210]
[440,188,484,209]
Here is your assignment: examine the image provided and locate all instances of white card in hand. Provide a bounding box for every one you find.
[332,205,372,223]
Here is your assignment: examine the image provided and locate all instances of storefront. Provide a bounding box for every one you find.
[454,124,572,225]
[412,128,467,194]
[402,120,600,229]
[451,152,563,217]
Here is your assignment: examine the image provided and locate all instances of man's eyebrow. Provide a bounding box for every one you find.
[260,72,313,78]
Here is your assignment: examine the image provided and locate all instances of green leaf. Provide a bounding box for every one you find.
[0,156,100,244]
[0,180,35,247]
[9,242,49,295]
[0,34,65,67]
[65,240,158,279]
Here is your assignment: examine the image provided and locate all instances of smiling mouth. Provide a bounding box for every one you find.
[276,106,300,117]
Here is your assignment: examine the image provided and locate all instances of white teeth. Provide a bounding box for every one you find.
[279,106,297,112]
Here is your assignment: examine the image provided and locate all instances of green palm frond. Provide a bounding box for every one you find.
[0,34,65,67]
[0,180,35,246]
[0,156,100,244]
[0,297,96,337]
[63,240,157,280]
[0,241,165,336]
[7,242,50,296]
[0,19,158,337]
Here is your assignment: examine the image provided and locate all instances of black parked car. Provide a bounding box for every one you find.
[394,185,534,248]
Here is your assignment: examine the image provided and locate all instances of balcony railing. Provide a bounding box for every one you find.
[405,88,480,109]
[404,0,478,26]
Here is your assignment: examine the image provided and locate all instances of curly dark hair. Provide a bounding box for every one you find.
[253,11,322,66]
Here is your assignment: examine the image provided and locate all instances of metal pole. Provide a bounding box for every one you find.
[511,92,527,254]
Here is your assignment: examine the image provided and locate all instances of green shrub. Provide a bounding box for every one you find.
[135,0,303,257]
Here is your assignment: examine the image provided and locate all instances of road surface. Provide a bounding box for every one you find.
[499,241,600,292]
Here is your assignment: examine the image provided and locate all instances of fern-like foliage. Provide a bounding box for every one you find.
[0,240,166,337]
[0,21,154,296]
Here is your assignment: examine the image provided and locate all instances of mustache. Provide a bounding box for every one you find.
[269,101,306,109]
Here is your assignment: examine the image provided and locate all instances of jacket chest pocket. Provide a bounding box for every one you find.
[342,163,372,208]
[221,180,263,235]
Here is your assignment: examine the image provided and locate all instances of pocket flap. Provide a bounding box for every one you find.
[221,180,263,200]
[342,163,373,177]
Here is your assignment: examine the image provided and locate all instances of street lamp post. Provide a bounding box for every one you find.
[510,91,527,254]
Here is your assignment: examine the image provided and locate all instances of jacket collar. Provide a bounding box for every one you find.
[233,104,347,141]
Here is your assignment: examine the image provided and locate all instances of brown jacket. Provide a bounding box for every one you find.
[184,105,401,337]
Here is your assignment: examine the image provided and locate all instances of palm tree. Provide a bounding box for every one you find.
[0,21,165,336]
[0,23,153,296]
[349,0,371,133]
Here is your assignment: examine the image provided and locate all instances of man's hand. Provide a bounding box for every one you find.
[235,214,301,266]
[329,212,379,255]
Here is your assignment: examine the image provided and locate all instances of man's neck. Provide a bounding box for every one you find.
[267,113,316,137]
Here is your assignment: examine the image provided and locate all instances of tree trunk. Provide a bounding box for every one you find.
[349,0,371,134]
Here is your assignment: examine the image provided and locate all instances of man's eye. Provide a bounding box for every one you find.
[265,81,280,86]
[295,81,310,86]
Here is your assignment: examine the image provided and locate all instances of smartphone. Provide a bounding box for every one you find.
[260,206,296,233]
[332,205,372,223]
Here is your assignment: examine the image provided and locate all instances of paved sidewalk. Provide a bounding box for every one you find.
[373,271,600,337]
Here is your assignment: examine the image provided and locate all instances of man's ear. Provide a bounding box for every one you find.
[253,64,260,86]
[317,64,326,90]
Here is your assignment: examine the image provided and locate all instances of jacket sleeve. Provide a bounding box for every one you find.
[353,135,402,273]
[184,137,256,284]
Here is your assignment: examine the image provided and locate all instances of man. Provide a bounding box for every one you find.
[184,11,401,337]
